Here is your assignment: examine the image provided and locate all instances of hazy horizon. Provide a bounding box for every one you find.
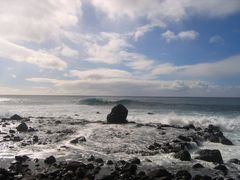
[0,0,240,97]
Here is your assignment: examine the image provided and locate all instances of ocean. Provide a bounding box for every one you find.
[0,95,240,167]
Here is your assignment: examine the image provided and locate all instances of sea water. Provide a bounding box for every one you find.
[0,95,240,165]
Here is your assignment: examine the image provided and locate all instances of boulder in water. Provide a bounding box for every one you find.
[107,104,128,124]
[10,114,23,120]
[16,122,28,132]
[196,149,223,164]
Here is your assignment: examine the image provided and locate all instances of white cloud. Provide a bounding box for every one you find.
[209,35,224,44]
[133,21,166,41]
[90,0,240,22]
[152,55,240,77]
[0,0,82,43]
[54,45,79,58]
[162,30,199,42]
[26,77,216,96]
[69,69,132,79]
[0,39,67,70]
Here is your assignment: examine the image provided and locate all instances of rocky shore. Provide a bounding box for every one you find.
[0,104,240,179]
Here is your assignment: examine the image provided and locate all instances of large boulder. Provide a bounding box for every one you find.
[16,122,28,132]
[10,114,23,120]
[107,104,128,124]
[196,149,223,164]
[174,150,191,161]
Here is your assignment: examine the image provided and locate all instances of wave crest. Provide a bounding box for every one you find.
[79,98,140,106]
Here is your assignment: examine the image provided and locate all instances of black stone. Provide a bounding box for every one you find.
[107,104,128,124]
[44,156,56,164]
[196,149,223,164]
[10,114,23,120]
[16,122,28,132]
[174,150,191,161]
[214,164,228,176]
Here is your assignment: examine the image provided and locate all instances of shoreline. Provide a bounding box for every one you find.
[0,113,240,179]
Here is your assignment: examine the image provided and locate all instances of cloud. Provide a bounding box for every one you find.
[26,77,216,96]
[85,32,154,70]
[152,55,240,78]
[90,0,240,22]
[162,30,199,42]
[0,39,67,70]
[0,0,82,43]
[209,35,224,44]
[68,69,132,79]
[54,45,79,58]
[133,21,166,41]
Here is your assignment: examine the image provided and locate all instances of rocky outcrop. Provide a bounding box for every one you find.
[204,125,233,145]
[174,150,191,161]
[107,104,128,124]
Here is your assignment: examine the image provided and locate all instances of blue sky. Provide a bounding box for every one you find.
[0,0,240,96]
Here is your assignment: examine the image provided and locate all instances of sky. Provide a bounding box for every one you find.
[0,0,240,97]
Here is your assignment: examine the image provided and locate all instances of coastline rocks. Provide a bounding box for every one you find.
[174,150,191,161]
[204,125,233,145]
[196,149,223,164]
[16,122,28,132]
[107,104,128,124]
[147,167,172,179]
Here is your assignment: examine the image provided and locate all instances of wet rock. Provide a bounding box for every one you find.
[44,156,56,164]
[70,136,86,144]
[16,122,28,132]
[106,160,114,165]
[10,114,23,120]
[66,161,85,171]
[9,129,16,134]
[147,167,172,179]
[13,136,22,142]
[15,155,29,163]
[192,163,204,169]
[228,158,240,165]
[178,135,191,142]
[196,149,223,164]
[129,157,141,164]
[175,170,191,180]
[107,104,128,124]
[193,174,212,180]
[220,136,233,145]
[174,150,191,161]
[33,135,39,142]
[87,155,95,162]
[95,158,104,164]
[214,164,228,176]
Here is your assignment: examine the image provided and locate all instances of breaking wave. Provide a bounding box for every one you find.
[79,98,141,106]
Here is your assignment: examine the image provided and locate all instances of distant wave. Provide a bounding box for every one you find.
[79,98,142,106]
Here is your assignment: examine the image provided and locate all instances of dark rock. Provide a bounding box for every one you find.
[33,135,39,142]
[196,149,223,164]
[178,135,191,142]
[106,160,114,165]
[193,175,212,180]
[16,122,28,132]
[70,136,86,144]
[44,156,56,164]
[66,161,85,171]
[87,155,95,161]
[13,136,22,142]
[192,163,204,169]
[220,137,233,145]
[174,150,191,161]
[95,158,104,164]
[147,167,172,178]
[10,114,23,120]
[15,155,29,163]
[9,129,16,134]
[101,175,115,180]
[228,158,240,165]
[107,104,128,124]
[175,170,191,180]
[214,164,228,176]
[129,157,141,164]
